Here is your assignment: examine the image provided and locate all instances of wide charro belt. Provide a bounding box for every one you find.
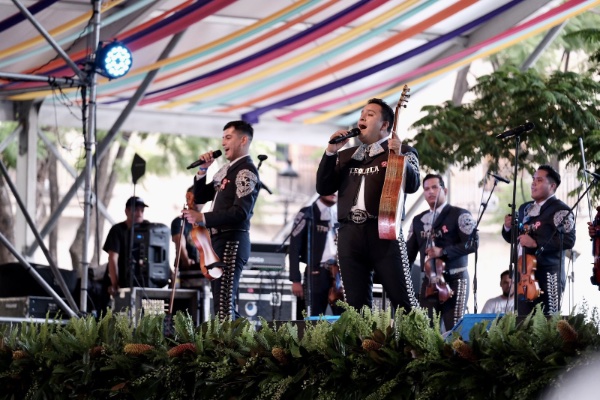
[347,209,377,224]
[447,266,468,275]
[210,228,248,235]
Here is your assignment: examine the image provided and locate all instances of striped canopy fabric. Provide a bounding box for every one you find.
[0,0,596,137]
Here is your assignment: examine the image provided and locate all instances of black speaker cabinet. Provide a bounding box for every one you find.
[200,270,296,324]
[130,223,171,288]
[0,296,65,319]
[0,262,77,298]
[237,270,296,324]
[113,287,201,325]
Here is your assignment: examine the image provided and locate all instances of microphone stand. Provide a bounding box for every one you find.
[127,154,146,322]
[127,196,138,320]
[465,175,501,313]
[305,206,314,317]
[276,204,315,316]
[505,133,523,316]
[256,154,273,195]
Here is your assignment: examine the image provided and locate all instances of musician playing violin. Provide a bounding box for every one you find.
[170,186,200,271]
[406,174,477,332]
[502,165,575,316]
[182,121,259,321]
[316,98,420,313]
[288,194,343,317]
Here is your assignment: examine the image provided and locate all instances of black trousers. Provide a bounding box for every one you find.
[337,220,418,313]
[210,230,250,321]
[420,270,469,332]
[517,265,563,316]
[296,266,343,317]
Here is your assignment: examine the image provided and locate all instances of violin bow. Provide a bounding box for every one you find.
[168,203,187,315]
[426,188,442,249]
[579,137,593,223]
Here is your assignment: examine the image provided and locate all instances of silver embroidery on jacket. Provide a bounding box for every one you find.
[458,213,476,235]
[236,169,258,198]
[554,210,575,233]
[213,164,228,188]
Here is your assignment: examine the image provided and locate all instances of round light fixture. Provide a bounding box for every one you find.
[96,42,132,79]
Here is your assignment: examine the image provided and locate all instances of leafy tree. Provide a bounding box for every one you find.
[0,121,18,263]
[407,65,600,200]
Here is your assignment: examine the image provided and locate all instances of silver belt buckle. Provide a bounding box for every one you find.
[210,228,219,235]
[349,209,369,224]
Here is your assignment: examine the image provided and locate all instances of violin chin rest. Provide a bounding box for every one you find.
[206,262,225,279]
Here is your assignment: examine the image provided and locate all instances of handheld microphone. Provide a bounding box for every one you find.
[488,172,510,184]
[585,170,600,181]
[186,150,222,169]
[496,122,535,139]
[329,128,361,144]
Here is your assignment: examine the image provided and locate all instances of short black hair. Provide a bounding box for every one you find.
[538,164,561,187]
[224,120,253,139]
[500,270,510,280]
[423,173,445,188]
[186,186,194,193]
[366,98,394,133]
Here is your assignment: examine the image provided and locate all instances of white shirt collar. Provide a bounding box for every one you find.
[431,202,448,215]
[316,199,337,221]
[536,195,554,207]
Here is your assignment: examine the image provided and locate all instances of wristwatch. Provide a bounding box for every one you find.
[441,249,448,257]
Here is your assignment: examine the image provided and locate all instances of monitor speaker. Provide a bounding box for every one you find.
[0,262,77,298]
[129,223,171,288]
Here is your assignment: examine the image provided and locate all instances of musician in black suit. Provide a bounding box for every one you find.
[288,194,343,317]
[502,165,575,316]
[182,121,259,321]
[316,98,420,313]
[170,186,199,271]
[406,174,477,332]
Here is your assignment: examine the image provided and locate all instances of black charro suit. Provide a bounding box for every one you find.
[288,201,341,316]
[194,155,259,320]
[501,196,575,315]
[407,204,477,330]
[316,140,420,312]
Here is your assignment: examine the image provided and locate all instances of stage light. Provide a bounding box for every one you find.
[95,41,132,79]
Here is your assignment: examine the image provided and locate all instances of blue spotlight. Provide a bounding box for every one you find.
[95,41,132,79]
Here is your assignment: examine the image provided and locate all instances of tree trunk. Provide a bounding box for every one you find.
[452,65,471,106]
[0,172,16,264]
[48,152,58,263]
[69,131,132,275]
[90,133,129,269]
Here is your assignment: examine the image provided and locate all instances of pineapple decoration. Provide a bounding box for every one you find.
[271,346,288,365]
[451,339,477,363]
[123,343,155,356]
[167,343,197,358]
[362,338,382,352]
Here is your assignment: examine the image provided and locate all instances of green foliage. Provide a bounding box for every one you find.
[1,305,600,399]
[408,66,600,199]
[567,27,600,64]
[0,121,49,169]
[491,12,600,73]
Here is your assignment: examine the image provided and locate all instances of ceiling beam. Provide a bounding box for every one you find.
[37,103,340,145]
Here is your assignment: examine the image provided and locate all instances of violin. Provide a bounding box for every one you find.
[424,238,453,303]
[190,224,224,281]
[517,224,541,301]
[327,224,343,306]
[590,206,600,288]
[327,263,344,307]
